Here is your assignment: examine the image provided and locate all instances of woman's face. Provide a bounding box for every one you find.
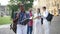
[37,9,40,13]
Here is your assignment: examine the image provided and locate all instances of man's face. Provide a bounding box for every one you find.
[42,8,46,11]
[20,5,24,11]
[42,7,46,11]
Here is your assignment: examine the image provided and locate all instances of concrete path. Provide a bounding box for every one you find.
[0,24,10,28]
[0,24,15,34]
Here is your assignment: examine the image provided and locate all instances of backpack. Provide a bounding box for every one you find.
[10,13,18,33]
[41,18,43,25]
[46,13,54,22]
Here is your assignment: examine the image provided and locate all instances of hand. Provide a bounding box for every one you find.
[29,17,33,19]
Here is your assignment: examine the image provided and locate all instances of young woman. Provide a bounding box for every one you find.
[27,8,33,34]
[33,8,42,34]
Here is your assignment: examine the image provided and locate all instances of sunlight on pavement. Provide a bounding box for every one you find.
[0,24,10,28]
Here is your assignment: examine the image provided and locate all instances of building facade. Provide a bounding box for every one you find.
[33,0,60,16]
[0,5,9,16]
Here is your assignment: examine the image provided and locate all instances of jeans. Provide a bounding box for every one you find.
[27,26,33,34]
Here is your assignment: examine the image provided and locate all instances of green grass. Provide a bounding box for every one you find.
[0,16,11,25]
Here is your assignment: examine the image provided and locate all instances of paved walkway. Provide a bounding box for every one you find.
[0,24,10,28]
[0,24,15,34]
[50,16,60,34]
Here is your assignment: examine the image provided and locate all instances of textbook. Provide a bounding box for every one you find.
[20,17,32,25]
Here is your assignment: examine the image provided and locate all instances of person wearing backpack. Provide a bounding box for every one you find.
[42,6,53,34]
[16,4,29,34]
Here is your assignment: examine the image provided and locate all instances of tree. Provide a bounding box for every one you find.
[7,0,19,19]
[7,0,33,19]
[7,4,19,18]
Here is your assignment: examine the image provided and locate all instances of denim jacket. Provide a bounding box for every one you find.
[18,11,30,24]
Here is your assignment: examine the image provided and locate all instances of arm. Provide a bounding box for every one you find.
[32,14,41,19]
[13,13,19,21]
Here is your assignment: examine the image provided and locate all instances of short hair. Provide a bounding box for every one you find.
[43,6,46,9]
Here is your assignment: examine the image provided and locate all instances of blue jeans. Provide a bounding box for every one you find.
[27,26,33,34]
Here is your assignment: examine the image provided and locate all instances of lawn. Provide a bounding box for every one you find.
[0,16,12,25]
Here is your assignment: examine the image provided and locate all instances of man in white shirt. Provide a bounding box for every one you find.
[42,6,50,34]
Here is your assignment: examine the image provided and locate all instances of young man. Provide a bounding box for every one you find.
[16,4,29,34]
[27,8,33,34]
[42,6,50,34]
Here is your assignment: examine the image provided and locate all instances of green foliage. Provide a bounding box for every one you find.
[8,5,18,11]
[8,0,33,11]
[0,16,11,25]
[25,3,33,10]
[7,4,19,19]
[26,0,33,2]
[8,0,33,18]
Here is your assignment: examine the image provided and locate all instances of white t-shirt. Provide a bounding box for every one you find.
[43,10,49,18]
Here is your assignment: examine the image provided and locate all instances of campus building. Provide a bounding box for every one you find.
[0,5,9,16]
